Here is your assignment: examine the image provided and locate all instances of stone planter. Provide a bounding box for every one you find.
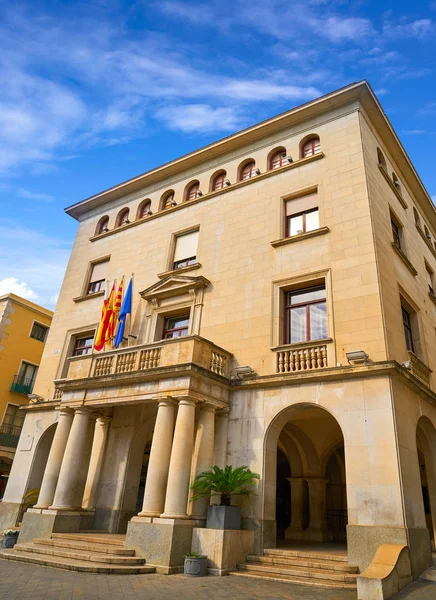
[2,532,19,549]
[207,505,241,530]
[184,556,208,577]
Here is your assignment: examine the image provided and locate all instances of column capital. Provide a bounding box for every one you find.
[216,407,230,417]
[286,477,305,484]
[156,398,177,408]
[74,407,93,417]
[97,416,112,425]
[199,403,216,413]
[177,398,197,408]
[58,407,74,416]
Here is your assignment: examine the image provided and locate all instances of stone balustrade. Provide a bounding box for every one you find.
[276,342,329,374]
[408,351,432,386]
[64,335,232,382]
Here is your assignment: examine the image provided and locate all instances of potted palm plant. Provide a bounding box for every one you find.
[191,465,260,530]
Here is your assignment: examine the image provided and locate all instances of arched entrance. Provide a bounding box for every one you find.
[118,420,154,533]
[416,417,436,551]
[264,403,347,549]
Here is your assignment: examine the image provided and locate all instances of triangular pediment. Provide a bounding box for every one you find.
[139,275,210,301]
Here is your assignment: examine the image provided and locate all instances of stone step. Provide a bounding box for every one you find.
[51,533,125,546]
[229,570,357,590]
[0,550,155,574]
[263,548,349,563]
[246,554,358,573]
[236,562,357,583]
[33,538,135,556]
[14,544,144,565]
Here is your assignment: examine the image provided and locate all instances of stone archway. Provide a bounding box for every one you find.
[416,416,436,550]
[25,423,57,497]
[263,402,347,549]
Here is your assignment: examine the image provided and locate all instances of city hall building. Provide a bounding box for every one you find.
[1,81,435,593]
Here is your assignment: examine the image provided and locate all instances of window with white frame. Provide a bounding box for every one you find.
[285,192,319,237]
[172,230,199,270]
[87,260,109,295]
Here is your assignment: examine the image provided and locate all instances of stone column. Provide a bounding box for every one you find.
[34,408,74,509]
[49,408,92,510]
[138,399,176,517]
[82,416,112,510]
[213,408,229,469]
[285,477,304,538]
[190,404,215,519]
[161,398,196,519]
[306,478,329,539]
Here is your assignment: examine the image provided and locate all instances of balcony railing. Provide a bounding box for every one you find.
[64,335,232,383]
[408,351,432,386]
[276,341,330,374]
[0,424,22,448]
[10,375,35,395]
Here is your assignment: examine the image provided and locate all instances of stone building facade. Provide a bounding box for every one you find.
[0,81,435,583]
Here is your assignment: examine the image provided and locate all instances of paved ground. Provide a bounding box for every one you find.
[0,557,435,600]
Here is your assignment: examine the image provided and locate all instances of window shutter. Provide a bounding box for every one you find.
[90,260,108,283]
[286,193,318,216]
[174,231,199,262]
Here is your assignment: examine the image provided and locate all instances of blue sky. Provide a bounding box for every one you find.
[0,0,435,309]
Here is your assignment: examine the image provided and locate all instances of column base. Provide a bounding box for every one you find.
[191,528,254,575]
[125,517,197,572]
[18,509,84,544]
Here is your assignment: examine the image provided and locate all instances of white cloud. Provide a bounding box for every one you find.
[0,277,39,301]
[315,17,374,42]
[17,188,54,202]
[155,104,243,133]
[383,18,434,39]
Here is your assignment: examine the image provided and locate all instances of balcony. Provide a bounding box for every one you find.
[407,351,432,387]
[64,335,233,383]
[0,424,22,448]
[10,375,35,395]
[274,339,333,374]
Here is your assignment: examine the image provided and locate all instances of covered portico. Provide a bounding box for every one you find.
[16,334,232,571]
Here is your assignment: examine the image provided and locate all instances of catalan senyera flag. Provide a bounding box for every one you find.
[105,279,123,346]
[94,283,115,351]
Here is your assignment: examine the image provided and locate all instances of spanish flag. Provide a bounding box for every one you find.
[105,279,123,346]
[94,283,115,351]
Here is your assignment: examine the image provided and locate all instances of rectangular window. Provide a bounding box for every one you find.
[87,260,108,295]
[30,322,49,343]
[402,306,415,352]
[73,335,94,356]
[285,193,319,237]
[391,216,402,250]
[162,315,190,339]
[2,404,25,432]
[426,264,434,295]
[285,285,327,344]
[172,230,199,270]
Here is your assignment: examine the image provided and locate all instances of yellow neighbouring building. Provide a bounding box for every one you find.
[0,81,435,599]
[0,294,53,497]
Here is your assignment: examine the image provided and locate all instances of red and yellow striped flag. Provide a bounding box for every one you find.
[94,284,115,351]
[105,279,123,346]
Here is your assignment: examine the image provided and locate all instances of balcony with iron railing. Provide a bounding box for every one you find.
[0,424,22,448]
[10,375,35,395]
[62,335,233,386]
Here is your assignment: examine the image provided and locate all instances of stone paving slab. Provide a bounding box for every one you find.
[1,554,436,600]
[0,556,357,600]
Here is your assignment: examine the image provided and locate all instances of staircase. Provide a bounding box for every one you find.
[229,547,358,590]
[0,533,155,574]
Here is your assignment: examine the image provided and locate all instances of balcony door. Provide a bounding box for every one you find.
[18,362,38,391]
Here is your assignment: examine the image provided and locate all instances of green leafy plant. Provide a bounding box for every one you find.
[185,551,205,558]
[191,465,260,506]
